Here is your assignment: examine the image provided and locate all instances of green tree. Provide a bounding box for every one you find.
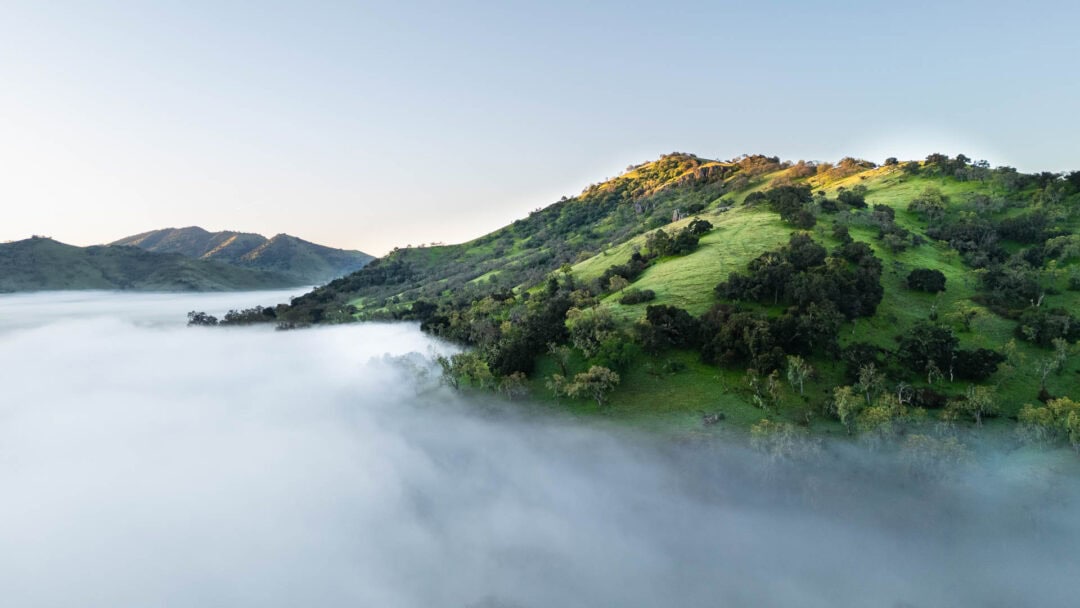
[897,322,958,383]
[566,306,617,358]
[908,187,949,226]
[437,351,495,390]
[1052,337,1071,375]
[856,393,913,448]
[564,366,621,406]
[607,275,630,292]
[498,372,529,400]
[187,311,219,326]
[745,368,781,411]
[947,385,998,426]
[1035,356,1061,391]
[785,355,812,396]
[855,362,886,405]
[545,374,567,400]
[547,342,572,377]
[949,302,982,332]
[1017,397,1080,452]
[832,385,862,434]
[1068,411,1080,454]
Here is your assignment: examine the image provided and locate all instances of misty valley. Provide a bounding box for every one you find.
[6,2,1080,605]
[1,290,1077,608]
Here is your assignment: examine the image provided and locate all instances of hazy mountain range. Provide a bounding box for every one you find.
[0,227,372,292]
[111,227,373,285]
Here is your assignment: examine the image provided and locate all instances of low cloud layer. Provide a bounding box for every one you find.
[0,292,1078,607]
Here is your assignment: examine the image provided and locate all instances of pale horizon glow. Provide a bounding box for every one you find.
[2,1,1078,255]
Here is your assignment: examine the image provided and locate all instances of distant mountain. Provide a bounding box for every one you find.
[0,236,299,292]
[110,227,373,284]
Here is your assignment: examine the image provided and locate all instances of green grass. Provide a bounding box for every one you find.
[608,208,792,319]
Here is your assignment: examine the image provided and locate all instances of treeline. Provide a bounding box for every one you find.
[186,303,321,329]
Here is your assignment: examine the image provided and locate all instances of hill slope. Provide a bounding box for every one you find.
[274,153,1080,440]
[0,237,300,292]
[111,227,373,284]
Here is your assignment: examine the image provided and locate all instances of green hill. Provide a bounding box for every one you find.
[274,153,1080,441]
[111,227,373,284]
[0,236,300,292]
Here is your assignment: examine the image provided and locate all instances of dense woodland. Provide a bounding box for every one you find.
[204,152,1080,456]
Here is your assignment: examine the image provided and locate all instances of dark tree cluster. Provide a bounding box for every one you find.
[977,258,1045,312]
[598,251,653,291]
[906,268,947,293]
[997,211,1066,245]
[868,203,920,252]
[619,289,656,305]
[896,322,957,380]
[646,218,713,257]
[1015,308,1080,347]
[836,185,869,208]
[896,322,1004,382]
[697,301,844,372]
[716,234,884,320]
[187,311,219,326]
[907,187,950,225]
[628,233,885,372]
[953,349,1007,381]
[927,217,1005,268]
[637,305,702,353]
[746,185,816,228]
[219,305,285,326]
[918,153,993,182]
[486,292,574,376]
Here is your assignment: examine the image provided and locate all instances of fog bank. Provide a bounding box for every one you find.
[0,288,309,331]
[0,292,1077,607]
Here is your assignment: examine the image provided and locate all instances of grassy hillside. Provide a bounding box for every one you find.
[111,227,373,284]
[0,237,300,292]
[276,153,1080,445]
[281,153,762,318]
[554,165,1079,432]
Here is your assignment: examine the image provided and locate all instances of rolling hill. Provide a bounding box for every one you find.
[111,227,373,284]
[268,153,1080,440]
[0,236,299,292]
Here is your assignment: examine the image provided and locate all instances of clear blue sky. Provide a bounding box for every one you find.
[2,1,1077,254]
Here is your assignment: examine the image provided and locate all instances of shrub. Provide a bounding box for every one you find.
[908,187,948,224]
[953,348,1005,381]
[906,268,947,293]
[186,311,219,326]
[619,289,656,305]
[638,305,702,352]
[913,387,949,409]
[837,185,868,208]
[1015,308,1080,347]
[896,322,958,383]
[560,366,621,406]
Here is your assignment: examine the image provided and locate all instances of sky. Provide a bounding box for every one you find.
[1,1,1078,255]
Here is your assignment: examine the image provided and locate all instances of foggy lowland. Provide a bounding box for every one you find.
[1,291,1077,607]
